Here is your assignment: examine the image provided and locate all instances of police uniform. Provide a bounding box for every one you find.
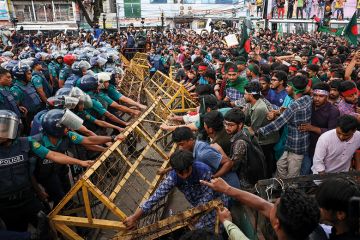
[0,137,49,232]
[104,84,123,102]
[59,65,72,84]
[10,79,42,115]
[31,70,53,99]
[64,74,81,88]
[48,60,63,90]
[29,131,84,205]
[0,87,21,117]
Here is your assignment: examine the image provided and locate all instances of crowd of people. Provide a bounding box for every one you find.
[267,0,360,20]
[0,21,360,239]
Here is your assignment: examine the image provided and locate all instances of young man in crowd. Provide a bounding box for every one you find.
[258,75,312,178]
[244,81,279,178]
[298,82,340,175]
[312,115,360,174]
[267,70,288,108]
[123,149,226,230]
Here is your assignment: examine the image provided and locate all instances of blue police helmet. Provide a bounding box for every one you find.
[41,109,66,138]
[2,60,18,72]
[19,52,30,60]
[78,75,98,92]
[12,63,31,81]
[55,87,72,96]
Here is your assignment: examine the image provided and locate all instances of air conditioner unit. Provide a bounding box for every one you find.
[188,6,192,10]
[179,10,184,15]
[188,11,193,15]
[180,5,184,10]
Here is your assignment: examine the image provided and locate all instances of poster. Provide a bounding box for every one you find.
[0,0,9,20]
[224,34,239,47]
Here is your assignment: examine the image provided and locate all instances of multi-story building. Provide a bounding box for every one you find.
[109,0,249,29]
[6,0,78,30]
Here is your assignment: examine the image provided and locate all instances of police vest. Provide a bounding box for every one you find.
[31,133,70,179]
[0,137,31,197]
[30,110,48,136]
[64,74,80,88]
[0,89,21,117]
[32,71,53,98]
[14,81,42,112]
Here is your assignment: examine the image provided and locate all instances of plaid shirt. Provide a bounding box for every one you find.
[337,99,360,118]
[258,95,312,155]
[226,88,244,102]
[203,58,215,71]
[140,162,224,229]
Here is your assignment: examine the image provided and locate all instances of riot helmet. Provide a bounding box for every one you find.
[41,109,83,138]
[0,110,19,140]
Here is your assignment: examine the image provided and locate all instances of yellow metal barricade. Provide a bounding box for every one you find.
[49,95,175,240]
[145,71,197,113]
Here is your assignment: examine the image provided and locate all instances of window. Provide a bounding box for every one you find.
[12,0,74,22]
[150,0,167,3]
[13,1,35,22]
[201,0,238,3]
[124,0,141,18]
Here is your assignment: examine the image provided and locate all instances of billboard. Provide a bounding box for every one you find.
[0,0,9,20]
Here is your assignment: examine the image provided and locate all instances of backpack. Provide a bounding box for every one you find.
[153,54,165,72]
[235,129,267,184]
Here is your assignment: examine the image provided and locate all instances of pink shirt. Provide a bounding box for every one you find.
[312,129,360,174]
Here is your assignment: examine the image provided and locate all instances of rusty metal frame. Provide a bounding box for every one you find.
[113,200,223,240]
[145,71,197,113]
[49,95,176,240]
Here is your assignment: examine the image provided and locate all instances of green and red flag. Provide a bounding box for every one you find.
[238,21,251,54]
[318,25,344,36]
[342,12,358,46]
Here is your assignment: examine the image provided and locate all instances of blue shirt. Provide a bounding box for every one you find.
[267,89,288,108]
[193,140,240,188]
[140,162,223,229]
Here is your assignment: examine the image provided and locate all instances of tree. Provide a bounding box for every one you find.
[74,0,104,27]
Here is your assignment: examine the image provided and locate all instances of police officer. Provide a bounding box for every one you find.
[11,63,42,130]
[48,52,64,91]
[0,67,21,117]
[63,60,91,88]
[90,56,107,74]
[59,54,76,88]
[31,109,122,205]
[105,70,147,110]
[31,59,53,103]
[77,75,128,127]
[95,72,141,116]
[68,87,123,133]
[0,110,93,238]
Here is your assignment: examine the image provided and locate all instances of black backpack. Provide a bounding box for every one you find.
[236,129,267,184]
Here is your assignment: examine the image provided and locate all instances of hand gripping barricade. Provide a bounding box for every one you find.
[129,52,150,80]
[113,200,223,240]
[145,71,197,113]
[49,94,177,240]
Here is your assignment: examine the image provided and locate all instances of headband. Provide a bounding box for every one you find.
[341,88,358,97]
[289,66,298,72]
[245,90,260,95]
[288,82,306,94]
[198,65,207,71]
[313,89,329,96]
[225,67,238,73]
[248,64,259,75]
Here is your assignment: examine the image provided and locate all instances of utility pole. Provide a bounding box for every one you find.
[161,11,164,30]
[116,3,119,32]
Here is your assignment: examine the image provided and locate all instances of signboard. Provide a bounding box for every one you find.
[0,0,9,20]
[224,34,239,47]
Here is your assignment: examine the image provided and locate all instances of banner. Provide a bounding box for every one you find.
[0,0,9,21]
